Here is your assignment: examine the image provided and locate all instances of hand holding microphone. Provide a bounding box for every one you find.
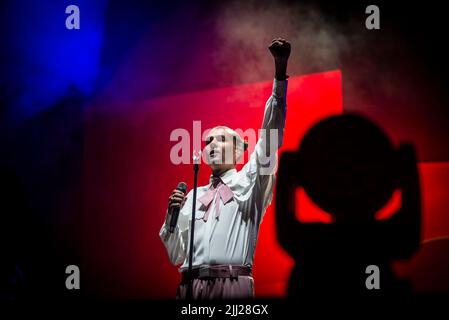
[168,182,188,233]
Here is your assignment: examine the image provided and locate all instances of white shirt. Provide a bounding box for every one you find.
[159,79,287,272]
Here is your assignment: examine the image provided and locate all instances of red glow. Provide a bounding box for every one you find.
[84,71,343,298]
[85,70,449,298]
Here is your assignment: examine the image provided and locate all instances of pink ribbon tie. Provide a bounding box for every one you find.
[197,177,234,222]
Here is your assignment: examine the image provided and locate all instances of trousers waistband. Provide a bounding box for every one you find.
[181,265,252,283]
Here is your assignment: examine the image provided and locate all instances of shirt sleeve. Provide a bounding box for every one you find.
[240,79,287,217]
[159,190,192,266]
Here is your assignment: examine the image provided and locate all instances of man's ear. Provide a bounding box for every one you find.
[235,144,244,164]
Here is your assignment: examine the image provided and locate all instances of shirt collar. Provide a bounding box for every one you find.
[209,168,237,186]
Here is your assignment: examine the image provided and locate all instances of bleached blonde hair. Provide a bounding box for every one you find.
[212,126,249,153]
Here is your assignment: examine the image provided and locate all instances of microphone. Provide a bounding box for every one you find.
[169,182,188,233]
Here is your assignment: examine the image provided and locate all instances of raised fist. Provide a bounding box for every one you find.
[268,38,291,61]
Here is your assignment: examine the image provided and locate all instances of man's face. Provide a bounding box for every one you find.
[204,127,236,172]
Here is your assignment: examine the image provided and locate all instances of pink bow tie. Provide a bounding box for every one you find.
[197,176,234,222]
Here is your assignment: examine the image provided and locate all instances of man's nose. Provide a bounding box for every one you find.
[209,139,217,149]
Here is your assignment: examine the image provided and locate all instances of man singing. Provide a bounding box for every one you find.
[160,38,291,300]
